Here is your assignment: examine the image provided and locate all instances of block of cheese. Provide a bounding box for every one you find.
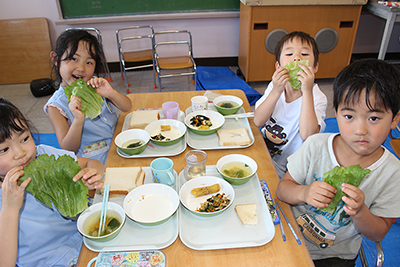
[235,203,257,225]
[217,127,251,146]
[101,167,145,198]
[129,110,160,129]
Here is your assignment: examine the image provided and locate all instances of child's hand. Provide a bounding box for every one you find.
[341,183,366,216]
[272,66,289,93]
[68,95,84,121]
[73,167,103,191]
[1,166,30,211]
[87,77,115,99]
[303,181,337,209]
[297,63,315,93]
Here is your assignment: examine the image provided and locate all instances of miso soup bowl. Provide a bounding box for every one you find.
[77,202,126,242]
[216,154,258,185]
[115,129,150,155]
[213,95,243,115]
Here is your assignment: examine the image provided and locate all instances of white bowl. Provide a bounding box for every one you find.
[184,110,225,135]
[114,129,150,155]
[123,183,179,225]
[77,202,126,242]
[145,119,186,146]
[216,154,258,185]
[179,176,235,217]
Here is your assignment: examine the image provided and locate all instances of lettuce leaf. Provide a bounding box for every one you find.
[64,78,103,119]
[285,60,309,89]
[19,154,89,217]
[320,164,370,213]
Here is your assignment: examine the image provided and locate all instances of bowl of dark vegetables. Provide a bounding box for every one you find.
[184,110,225,135]
[145,119,186,146]
[115,129,150,155]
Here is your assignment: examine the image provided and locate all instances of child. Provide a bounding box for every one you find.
[254,31,327,178]
[0,98,104,267]
[44,29,132,165]
[276,59,400,266]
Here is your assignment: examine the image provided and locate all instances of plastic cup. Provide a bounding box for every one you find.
[162,101,179,120]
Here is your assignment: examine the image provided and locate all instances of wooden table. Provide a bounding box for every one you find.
[77,89,314,267]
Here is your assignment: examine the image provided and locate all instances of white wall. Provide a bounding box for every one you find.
[1,0,399,63]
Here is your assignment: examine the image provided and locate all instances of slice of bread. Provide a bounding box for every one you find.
[129,110,160,129]
[217,127,251,146]
[101,167,145,198]
[235,203,257,225]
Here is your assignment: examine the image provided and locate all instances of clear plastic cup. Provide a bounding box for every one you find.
[162,101,179,119]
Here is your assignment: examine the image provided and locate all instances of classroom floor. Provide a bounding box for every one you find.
[0,67,335,133]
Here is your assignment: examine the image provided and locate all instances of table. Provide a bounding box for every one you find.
[77,89,314,267]
[366,1,400,60]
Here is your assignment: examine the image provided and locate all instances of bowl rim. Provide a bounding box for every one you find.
[123,183,180,224]
[115,128,150,149]
[179,176,235,215]
[184,110,225,131]
[216,154,258,179]
[145,119,187,142]
[213,95,244,109]
[77,202,126,240]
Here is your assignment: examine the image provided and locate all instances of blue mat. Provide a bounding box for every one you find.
[32,133,60,149]
[196,66,262,106]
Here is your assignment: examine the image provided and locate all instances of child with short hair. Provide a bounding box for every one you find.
[0,98,104,267]
[44,29,132,164]
[254,31,327,178]
[276,59,400,266]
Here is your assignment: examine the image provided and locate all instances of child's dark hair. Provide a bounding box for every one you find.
[0,98,36,143]
[275,31,319,67]
[333,59,400,117]
[51,29,107,83]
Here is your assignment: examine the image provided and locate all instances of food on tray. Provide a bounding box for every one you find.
[191,183,221,198]
[196,193,231,212]
[122,139,145,148]
[285,60,309,90]
[217,127,251,146]
[221,161,253,178]
[102,167,145,198]
[160,125,171,131]
[19,154,88,218]
[151,133,170,141]
[216,101,239,109]
[64,78,103,119]
[86,210,122,237]
[129,110,160,129]
[190,115,212,129]
[320,164,370,213]
[235,203,257,225]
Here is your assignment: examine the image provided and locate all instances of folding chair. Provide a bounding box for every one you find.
[116,25,155,93]
[153,30,196,90]
[66,28,113,82]
[359,241,384,267]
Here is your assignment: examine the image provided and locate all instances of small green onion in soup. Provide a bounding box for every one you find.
[84,210,121,237]
[222,162,252,178]
[123,139,144,148]
[218,101,238,109]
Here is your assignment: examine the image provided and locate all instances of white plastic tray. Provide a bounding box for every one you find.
[177,166,275,250]
[84,167,179,252]
[117,110,187,158]
[185,105,255,150]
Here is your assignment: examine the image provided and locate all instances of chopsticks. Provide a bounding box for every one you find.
[98,184,110,237]
[274,198,286,241]
[274,198,302,245]
[224,112,254,119]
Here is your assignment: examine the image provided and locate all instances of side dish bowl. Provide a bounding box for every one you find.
[184,110,225,135]
[123,183,179,225]
[115,129,150,155]
[216,154,258,185]
[179,176,235,217]
[213,95,243,115]
[145,119,186,146]
[77,202,126,242]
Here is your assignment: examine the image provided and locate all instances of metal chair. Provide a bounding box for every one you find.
[116,25,155,93]
[66,28,113,82]
[153,30,196,90]
[359,240,384,267]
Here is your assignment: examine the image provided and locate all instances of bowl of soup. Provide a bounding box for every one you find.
[216,154,258,185]
[77,202,126,242]
[115,129,150,155]
[213,95,243,115]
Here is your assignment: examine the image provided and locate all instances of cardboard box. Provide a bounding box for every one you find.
[240,0,367,6]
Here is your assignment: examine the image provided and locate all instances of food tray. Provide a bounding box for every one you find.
[118,110,186,158]
[177,166,275,250]
[185,105,255,150]
[84,167,179,252]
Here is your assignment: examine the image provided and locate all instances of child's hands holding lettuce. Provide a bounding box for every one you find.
[302,180,337,210]
[285,60,315,91]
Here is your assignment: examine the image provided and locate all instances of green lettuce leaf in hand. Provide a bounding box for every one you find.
[19,154,89,217]
[64,78,103,119]
[320,164,371,213]
[285,60,309,89]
